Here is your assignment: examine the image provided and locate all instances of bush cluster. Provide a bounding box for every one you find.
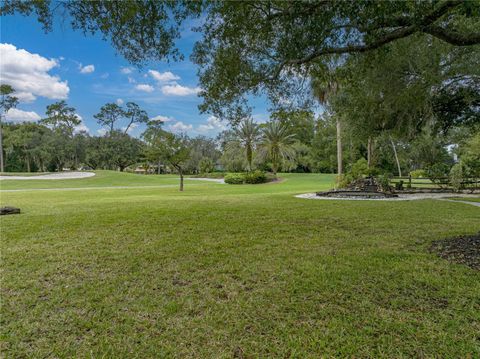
[224,171,270,185]
[224,173,245,184]
[244,170,267,184]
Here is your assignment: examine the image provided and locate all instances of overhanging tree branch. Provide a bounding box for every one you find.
[423,25,480,46]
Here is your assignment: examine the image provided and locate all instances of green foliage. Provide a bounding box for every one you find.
[199,157,214,174]
[349,158,378,179]
[336,174,354,189]
[94,103,125,134]
[377,173,393,192]
[41,101,80,137]
[234,118,260,171]
[410,169,427,178]
[258,121,295,175]
[425,163,450,188]
[0,84,19,114]
[244,170,267,184]
[449,162,466,192]
[224,172,245,184]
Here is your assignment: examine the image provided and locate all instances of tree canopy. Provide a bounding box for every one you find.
[3,0,479,122]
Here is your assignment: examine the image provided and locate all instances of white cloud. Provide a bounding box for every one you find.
[148,70,180,82]
[120,67,133,74]
[135,84,154,93]
[70,114,89,133]
[161,83,201,96]
[197,116,226,134]
[15,92,37,102]
[74,123,90,134]
[122,123,138,134]
[168,121,193,133]
[100,72,109,79]
[150,115,173,122]
[5,108,41,123]
[252,114,269,124]
[128,76,136,84]
[97,128,107,136]
[0,43,69,102]
[79,64,95,74]
[116,98,124,105]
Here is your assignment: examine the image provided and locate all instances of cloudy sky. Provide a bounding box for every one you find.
[0,13,269,137]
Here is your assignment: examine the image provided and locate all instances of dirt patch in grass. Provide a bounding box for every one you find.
[430,232,480,270]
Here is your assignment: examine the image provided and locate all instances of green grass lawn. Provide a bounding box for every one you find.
[1,172,479,357]
[0,172,50,177]
[447,197,480,203]
[0,170,182,190]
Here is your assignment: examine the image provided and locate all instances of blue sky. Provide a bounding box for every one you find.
[0,13,270,137]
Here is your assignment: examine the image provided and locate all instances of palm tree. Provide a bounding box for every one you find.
[259,121,295,175]
[310,75,342,175]
[234,118,260,171]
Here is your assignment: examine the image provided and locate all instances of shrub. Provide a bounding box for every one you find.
[377,173,393,192]
[410,169,426,178]
[350,158,369,179]
[199,157,214,174]
[425,163,450,188]
[336,173,354,189]
[224,173,245,184]
[244,170,267,184]
[350,158,379,180]
[449,162,466,192]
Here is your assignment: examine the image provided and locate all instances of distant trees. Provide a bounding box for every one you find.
[0,84,19,172]
[186,136,220,173]
[94,101,149,135]
[124,102,149,134]
[94,103,124,135]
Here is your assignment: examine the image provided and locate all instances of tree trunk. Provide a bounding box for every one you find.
[367,137,373,168]
[390,136,402,177]
[26,156,31,172]
[247,145,253,172]
[179,170,184,192]
[336,119,343,175]
[157,160,161,174]
[0,120,4,172]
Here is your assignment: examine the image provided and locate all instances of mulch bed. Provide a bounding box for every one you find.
[430,232,480,270]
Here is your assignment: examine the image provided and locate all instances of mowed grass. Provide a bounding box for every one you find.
[447,196,480,203]
[0,170,181,190]
[1,172,479,357]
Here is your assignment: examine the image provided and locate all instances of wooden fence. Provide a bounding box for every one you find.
[390,176,480,190]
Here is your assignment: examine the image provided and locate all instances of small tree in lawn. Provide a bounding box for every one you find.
[145,130,190,191]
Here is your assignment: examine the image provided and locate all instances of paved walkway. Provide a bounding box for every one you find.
[296,192,480,207]
[437,198,480,207]
[0,172,95,180]
[186,177,225,184]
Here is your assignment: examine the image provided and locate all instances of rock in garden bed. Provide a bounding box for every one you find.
[430,232,479,270]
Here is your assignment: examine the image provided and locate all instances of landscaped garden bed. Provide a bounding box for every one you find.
[430,233,480,270]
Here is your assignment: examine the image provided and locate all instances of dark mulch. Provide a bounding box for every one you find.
[430,232,480,270]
